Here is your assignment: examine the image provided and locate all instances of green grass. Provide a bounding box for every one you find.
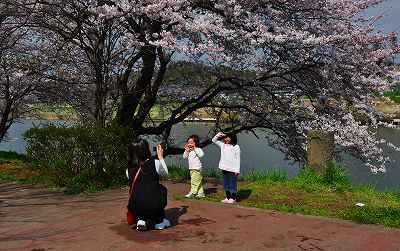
[204,162,400,228]
[165,166,222,181]
[383,90,400,104]
[0,151,27,165]
[26,103,77,120]
[0,151,112,194]
[166,166,190,180]
[242,169,288,183]
[0,172,53,186]
[28,103,76,115]
[0,151,53,187]
[0,151,55,187]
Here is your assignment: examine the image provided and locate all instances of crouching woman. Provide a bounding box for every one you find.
[127,139,170,231]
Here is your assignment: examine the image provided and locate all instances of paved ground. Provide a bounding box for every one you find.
[1,181,400,251]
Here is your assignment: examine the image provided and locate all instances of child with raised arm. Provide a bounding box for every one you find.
[212,132,240,203]
[183,135,205,198]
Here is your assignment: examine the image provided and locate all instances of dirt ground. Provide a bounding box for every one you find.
[1,181,400,251]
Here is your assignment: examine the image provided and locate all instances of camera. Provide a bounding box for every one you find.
[217,134,227,140]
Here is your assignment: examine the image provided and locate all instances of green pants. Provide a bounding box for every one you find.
[190,169,204,196]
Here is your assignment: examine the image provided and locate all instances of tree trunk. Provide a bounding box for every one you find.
[116,46,156,128]
[0,100,12,143]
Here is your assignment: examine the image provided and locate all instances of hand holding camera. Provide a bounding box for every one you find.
[156,144,164,160]
[217,132,226,140]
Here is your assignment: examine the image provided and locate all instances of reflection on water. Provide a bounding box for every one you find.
[1,120,399,191]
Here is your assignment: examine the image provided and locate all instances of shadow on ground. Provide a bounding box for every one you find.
[109,206,189,244]
[237,189,252,202]
[166,206,189,226]
[204,187,218,195]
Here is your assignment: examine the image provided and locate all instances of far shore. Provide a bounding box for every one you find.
[23,98,400,124]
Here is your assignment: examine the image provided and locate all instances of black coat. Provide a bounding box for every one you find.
[128,158,167,220]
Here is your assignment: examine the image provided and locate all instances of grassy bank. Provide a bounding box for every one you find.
[26,103,78,121]
[384,90,400,104]
[2,151,400,228]
[204,164,400,228]
[0,151,115,194]
[171,163,400,228]
[0,151,54,187]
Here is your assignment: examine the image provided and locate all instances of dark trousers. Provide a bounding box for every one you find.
[223,170,238,199]
[129,185,168,227]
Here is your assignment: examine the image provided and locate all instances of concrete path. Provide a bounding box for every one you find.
[1,181,400,251]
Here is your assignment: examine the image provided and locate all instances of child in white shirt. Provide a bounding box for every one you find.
[212,132,240,203]
[183,135,205,198]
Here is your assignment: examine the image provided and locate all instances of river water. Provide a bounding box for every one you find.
[0,120,399,191]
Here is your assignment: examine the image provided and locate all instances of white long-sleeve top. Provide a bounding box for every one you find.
[183,148,204,170]
[125,158,168,179]
[155,159,168,176]
[212,133,241,173]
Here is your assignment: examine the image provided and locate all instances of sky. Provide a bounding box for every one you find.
[364,0,400,33]
[363,0,400,63]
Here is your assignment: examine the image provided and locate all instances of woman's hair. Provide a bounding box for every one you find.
[187,134,200,147]
[128,139,152,173]
[225,133,238,145]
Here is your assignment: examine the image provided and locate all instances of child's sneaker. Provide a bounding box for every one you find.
[154,221,166,230]
[185,192,194,198]
[136,220,147,231]
[155,218,171,230]
[196,194,205,198]
[226,198,236,204]
[162,218,171,228]
[221,198,229,203]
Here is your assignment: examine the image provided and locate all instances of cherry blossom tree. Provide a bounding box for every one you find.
[0,0,45,142]
[28,0,129,127]
[32,0,399,170]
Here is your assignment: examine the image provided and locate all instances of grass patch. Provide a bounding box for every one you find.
[347,208,400,227]
[0,152,116,194]
[0,151,54,187]
[0,151,104,193]
[203,168,222,179]
[242,169,287,183]
[166,166,190,181]
[27,103,77,118]
[165,166,222,181]
[383,90,400,104]
[204,162,400,228]
[0,151,27,165]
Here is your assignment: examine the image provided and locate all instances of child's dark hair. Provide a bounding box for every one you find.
[128,139,151,175]
[225,133,238,145]
[187,134,200,147]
